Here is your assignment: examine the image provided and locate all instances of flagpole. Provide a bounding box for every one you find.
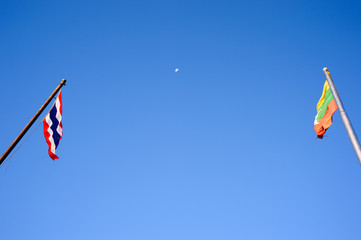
[0,79,66,166]
[323,68,361,165]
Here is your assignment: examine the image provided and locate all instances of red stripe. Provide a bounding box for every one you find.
[58,91,63,140]
[43,118,59,160]
[59,122,63,140]
[58,91,62,115]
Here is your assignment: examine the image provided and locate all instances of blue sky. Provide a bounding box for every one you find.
[1,0,361,239]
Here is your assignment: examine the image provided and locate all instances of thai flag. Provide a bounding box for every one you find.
[43,91,63,160]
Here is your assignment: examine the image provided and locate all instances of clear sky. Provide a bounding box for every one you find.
[1,0,361,239]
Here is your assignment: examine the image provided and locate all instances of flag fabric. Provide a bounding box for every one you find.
[43,91,63,160]
[314,81,338,139]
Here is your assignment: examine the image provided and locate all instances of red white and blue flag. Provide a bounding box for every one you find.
[43,91,63,160]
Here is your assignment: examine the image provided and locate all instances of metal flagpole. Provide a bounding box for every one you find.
[323,68,361,165]
[0,79,66,166]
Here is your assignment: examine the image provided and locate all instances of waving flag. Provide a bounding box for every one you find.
[314,81,338,139]
[43,91,63,160]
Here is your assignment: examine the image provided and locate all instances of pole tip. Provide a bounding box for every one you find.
[61,79,67,85]
[323,67,328,72]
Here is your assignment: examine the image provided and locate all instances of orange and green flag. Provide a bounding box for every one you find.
[314,81,338,139]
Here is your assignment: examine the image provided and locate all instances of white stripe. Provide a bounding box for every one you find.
[55,97,62,122]
[55,97,63,137]
[57,125,63,137]
[45,113,56,154]
[314,115,319,125]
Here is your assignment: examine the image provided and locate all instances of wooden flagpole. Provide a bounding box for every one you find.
[0,79,66,166]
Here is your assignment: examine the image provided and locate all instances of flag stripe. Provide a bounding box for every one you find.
[315,88,334,122]
[316,81,330,111]
[314,99,338,138]
[49,105,62,147]
[43,118,58,160]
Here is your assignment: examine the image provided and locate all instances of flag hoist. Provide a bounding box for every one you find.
[315,68,361,165]
[0,79,66,166]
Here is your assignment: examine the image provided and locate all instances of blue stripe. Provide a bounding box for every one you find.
[49,105,61,149]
